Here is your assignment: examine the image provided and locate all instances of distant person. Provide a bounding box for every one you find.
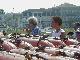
[73,22,80,41]
[73,22,80,31]
[2,30,7,36]
[26,16,41,36]
[51,16,65,39]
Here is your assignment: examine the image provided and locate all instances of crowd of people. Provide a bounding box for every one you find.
[26,16,80,41]
[0,16,80,41]
[0,16,80,60]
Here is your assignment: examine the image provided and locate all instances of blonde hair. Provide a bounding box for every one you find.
[27,16,38,26]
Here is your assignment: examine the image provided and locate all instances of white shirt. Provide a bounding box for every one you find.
[52,29,65,38]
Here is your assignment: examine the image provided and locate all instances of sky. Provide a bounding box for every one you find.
[0,0,80,13]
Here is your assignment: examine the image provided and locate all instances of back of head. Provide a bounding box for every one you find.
[27,16,38,26]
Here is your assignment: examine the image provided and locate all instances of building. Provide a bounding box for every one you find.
[22,3,80,28]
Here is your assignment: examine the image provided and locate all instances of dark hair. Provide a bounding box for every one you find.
[52,16,62,26]
[74,22,80,30]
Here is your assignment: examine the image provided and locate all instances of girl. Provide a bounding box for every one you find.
[51,16,65,39]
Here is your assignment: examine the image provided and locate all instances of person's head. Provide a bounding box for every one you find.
[27,16,38,28]
[73,22,80,31]
[51,16,62,29]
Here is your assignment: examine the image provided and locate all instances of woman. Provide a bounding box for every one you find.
[27,16,41,36]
